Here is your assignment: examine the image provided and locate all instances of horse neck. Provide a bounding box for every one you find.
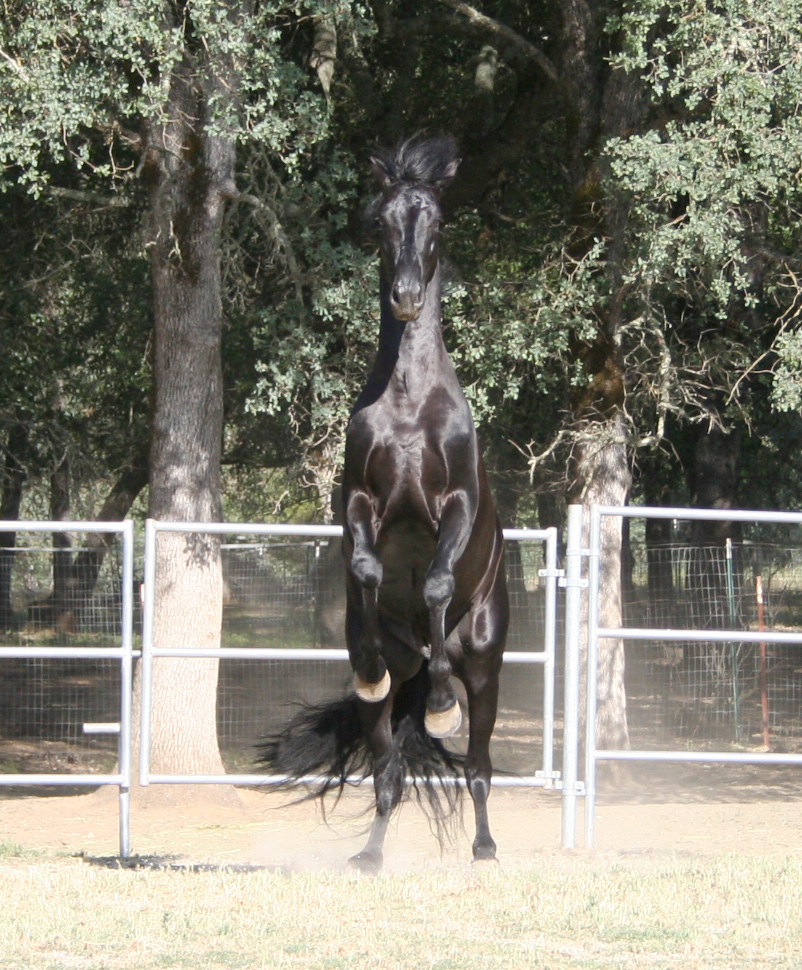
[374,264,451,392]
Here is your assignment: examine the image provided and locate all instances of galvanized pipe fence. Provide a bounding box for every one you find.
[139,521,561,791]
[5,509,802,857]
[0,520,135,857]
[578,505,802,849]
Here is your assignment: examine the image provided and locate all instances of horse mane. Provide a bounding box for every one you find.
[371,134,459,188]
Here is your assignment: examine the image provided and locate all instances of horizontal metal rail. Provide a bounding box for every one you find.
[146,647,550,662]
[150,521,344,536]
[0,646,131,659]
[0,520,135,534]
[596,628,802,645]
[0,773,126,785]
[142,773,554,787]
[595,750,802,765]
[593,505,802,525]
[148,521,556,541]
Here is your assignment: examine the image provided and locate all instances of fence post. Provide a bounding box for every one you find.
[118,519,135,858]
[584,505,602,848]
[138,518,157,787]
[561,504,584,848]
[540,527,559,782]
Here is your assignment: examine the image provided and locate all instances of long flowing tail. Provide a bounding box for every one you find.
[256,665,463,830]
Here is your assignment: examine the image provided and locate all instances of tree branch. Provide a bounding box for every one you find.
[46,186,129,208]
[435,0,558,83]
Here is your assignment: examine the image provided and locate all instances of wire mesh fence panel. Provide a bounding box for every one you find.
[0,540,127,643]
[623,541,802,751]
[214,536,555,777]
[0,658,121,774]
[0,537,128,775]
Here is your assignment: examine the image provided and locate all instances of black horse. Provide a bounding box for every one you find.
[259,136,508,872]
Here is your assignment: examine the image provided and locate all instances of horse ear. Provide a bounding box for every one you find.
[370,156,394,190]
[435,157,460,191]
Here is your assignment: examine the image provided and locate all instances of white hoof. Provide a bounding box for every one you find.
[353,669,391,703]
[425,702,462,739]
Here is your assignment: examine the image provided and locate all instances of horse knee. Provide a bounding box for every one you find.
[423,567,454,609]
[352,552,382,590]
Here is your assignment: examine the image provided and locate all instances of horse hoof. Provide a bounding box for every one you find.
[353,670,391,703]
[348,851,382,875]
[425,702,462,738]
[473,842,499,868]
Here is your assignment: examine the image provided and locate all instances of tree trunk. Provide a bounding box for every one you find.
[559,1,647,751]
[571,412,632,752]
[646,515,674,601]
[24,454,78,632]
[140,51,234,790]
[688,423,743,638]
[691,425,742,544]
[26,458,147,630]
[49,454,74,626]
[0,423,27,630]
[69,458,149,607]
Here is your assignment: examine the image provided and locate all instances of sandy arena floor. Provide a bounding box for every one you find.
[2,762,802,869]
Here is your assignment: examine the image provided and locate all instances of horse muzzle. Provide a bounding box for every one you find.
[389,269,425,321]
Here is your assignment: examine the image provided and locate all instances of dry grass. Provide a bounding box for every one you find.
[1,850,801,969]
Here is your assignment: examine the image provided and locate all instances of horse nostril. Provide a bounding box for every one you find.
[392,286,401,305]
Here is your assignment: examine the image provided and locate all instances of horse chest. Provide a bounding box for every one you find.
[367,428,448,520]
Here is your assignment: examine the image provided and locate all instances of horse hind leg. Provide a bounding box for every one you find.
[348,696,400,874]
[463,666,500,862]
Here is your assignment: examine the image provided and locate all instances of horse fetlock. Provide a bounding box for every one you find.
[426,677,456,713]
[472,836,498,862]
[348,849,383,875]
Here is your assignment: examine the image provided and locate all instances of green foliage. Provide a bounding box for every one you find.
[0,0,371,515]
[772,329,802,412]
[4,0,802,520]
[0,1,367,190]
[604,0,802,423]
[0,185,151,503]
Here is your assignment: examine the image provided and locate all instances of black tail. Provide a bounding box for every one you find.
[256,665,463,833]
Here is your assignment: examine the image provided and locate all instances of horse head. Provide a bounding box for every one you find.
[370,135,460,322]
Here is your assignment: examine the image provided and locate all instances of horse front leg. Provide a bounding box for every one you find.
[422,496,471,738]
[346,491,390,702]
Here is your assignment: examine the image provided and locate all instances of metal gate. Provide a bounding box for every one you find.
[571,504,802,848]
[0,520,135,857]
[139,521,561,792]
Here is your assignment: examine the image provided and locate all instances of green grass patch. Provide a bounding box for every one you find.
[0,841,39,858]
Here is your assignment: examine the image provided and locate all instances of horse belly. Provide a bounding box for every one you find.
[376,520,436,625]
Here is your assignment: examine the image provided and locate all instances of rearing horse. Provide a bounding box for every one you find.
[260,136,508,872]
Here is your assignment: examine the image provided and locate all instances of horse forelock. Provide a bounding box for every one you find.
[377,134,459,187]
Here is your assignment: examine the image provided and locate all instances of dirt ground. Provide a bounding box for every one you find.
[3,762,802,869]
